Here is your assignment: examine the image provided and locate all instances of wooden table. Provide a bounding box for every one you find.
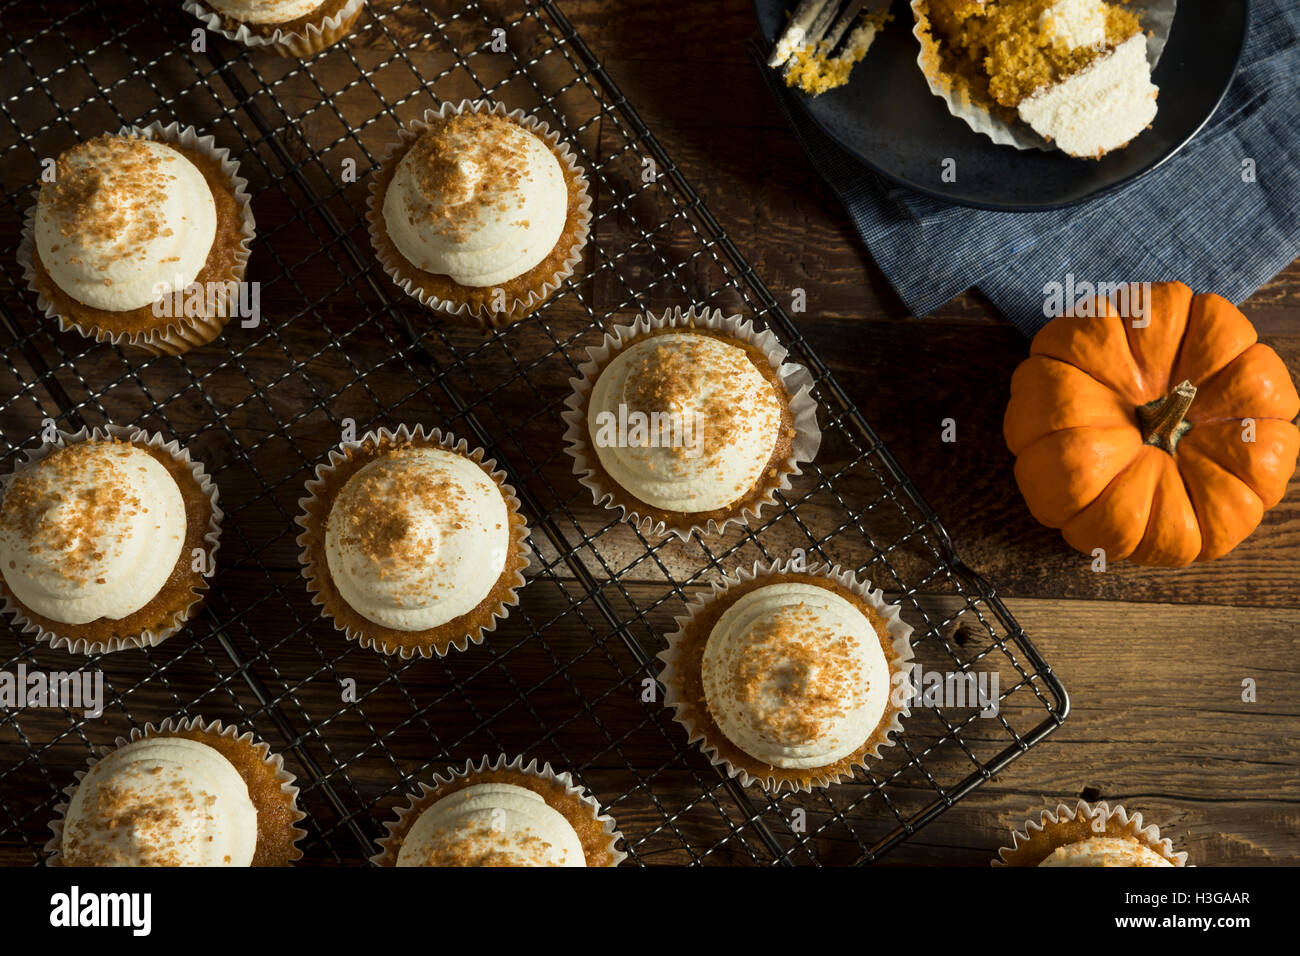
[0,0,1295,866]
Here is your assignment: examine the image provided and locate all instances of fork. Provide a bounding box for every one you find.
[767,0,890,69]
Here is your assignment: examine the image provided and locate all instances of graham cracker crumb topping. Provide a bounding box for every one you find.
[40,135,176,264]
[404,113,535,243]
[726,604,864,744]
[1,440,144,587]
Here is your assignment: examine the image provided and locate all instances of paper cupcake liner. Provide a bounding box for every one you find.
[294,424,531,660]
[0,424,223,656]
[561,306,822,540]
[371,753,626,867]
[183,0,365,57]
[994,799,1189,867]
[367,100,593,328]
[658,560,914,793]
[910,0,1175,152]
[45,715,307,866]
[18,122,255,356]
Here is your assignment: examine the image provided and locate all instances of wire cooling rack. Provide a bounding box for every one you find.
[0,0,1068,865]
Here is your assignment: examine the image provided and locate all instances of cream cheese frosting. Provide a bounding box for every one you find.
[1038,835,1174,867]
[382,112,568,288]
[324,445,509,632]
[34,135,217,312]
[203,0,325,25]
[1038,0,1106,49]
[61,736,258,867]
[0,441,187,626]
[397,782,585,867]
[702,581,891,769]
[1018,32,1157,158]
[587,332,785,514]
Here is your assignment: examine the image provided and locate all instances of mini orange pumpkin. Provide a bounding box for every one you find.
[1004,281,1300,566]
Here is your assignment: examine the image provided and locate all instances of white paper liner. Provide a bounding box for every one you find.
[18,122,256,356]
[910,0,1176,152]
[658,560,914,793]
[561,306,822,540]
[371,753,626,867]
[294,424,531,660]
[45,715,307,866]
[183,0,365,57]
[366,100,593,327]
[994,798,1189,866]
[0,424,223,657]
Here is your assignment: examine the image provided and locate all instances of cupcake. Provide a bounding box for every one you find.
[295,425,529,659]
[659,562,913,792]
[19,123,255,355]
[996,800,1188,866]
[46,716,306,866]
[367,100,591,327]
[372,755,625,867]
[0,425,222,656]
[913,0,1160,157]
[562,307,821,539]
[183,0,365,57]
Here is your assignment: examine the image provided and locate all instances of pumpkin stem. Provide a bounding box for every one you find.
[1138,380,1197,453]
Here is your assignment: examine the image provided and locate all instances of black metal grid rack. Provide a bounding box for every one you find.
[0,0,1068,865]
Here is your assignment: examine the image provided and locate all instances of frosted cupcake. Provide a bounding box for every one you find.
[659,562,913,791]
[562,307,821,538]
[20,124,254,355]
[47,717,306,866]
[372,755,625,867]
[996,800,1188,866]
[296,426,529,658]
[184,0,365,57]
[0,426,221,655]
[368,101,591,327]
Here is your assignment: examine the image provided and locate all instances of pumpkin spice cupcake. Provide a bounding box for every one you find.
[46,716,306,866]
[19,123,255,355]
[372,755,625,867]
[368,100,591,327]
[0,425,222,656]
[562,306,821,539]
[659,561,913,792]
[295,425,529,659]
[184,0,365,57]
[911,0,1162,157]
[996,799,1188,866]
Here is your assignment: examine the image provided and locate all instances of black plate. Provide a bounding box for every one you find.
[754,0,1249,210]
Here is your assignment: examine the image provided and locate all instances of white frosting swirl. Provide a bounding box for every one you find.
[324,445,510,632]
[61,736,257,867]
[397,782,585,867]
[0,441,187,626]
[587,332,784,513]
[35,136,217,312]
[203,0,325,25]
[382,112,568,287]
[1039,836,1174,867]
[702,582,891,769]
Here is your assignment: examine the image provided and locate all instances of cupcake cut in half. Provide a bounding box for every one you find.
[996,799,1188,866]
[659,562,913,792]
[915,0,1158,157]
[21,124,254,355]
[47,716,306,867]
[562,307,821,539]
[295,425,529,659]
[184,0,366,56]
[0,426,221,656]
[368,101,592,327]
[372,755,625,867]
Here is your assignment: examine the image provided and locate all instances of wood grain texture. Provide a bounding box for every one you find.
[0,0,1296,866]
